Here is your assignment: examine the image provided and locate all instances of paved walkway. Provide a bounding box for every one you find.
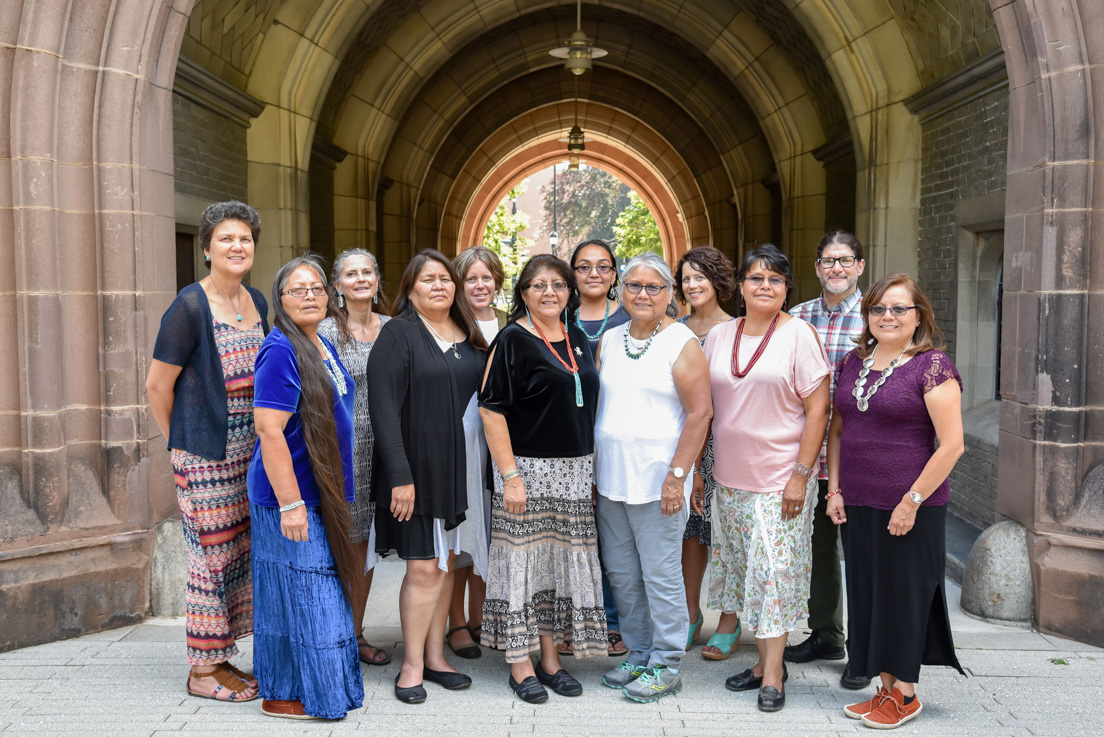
[1,560,1099,736]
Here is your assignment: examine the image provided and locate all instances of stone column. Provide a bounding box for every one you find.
[993,0,1104,647]
[0,0,188,652]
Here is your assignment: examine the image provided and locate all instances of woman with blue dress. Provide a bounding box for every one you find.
[248,255,363,720]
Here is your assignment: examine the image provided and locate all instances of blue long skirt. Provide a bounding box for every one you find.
[251,503,364,719]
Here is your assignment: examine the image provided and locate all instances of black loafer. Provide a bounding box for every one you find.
[394,674,426,704]
[535,663,583,696]
[840,663,872,691]
[757,685,785,712]
[423,667,472,690]
[725,664,788,692]
[509,675,549,704]
[783,632,845,663]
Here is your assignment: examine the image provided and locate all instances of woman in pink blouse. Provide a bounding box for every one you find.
[702,244,831,713]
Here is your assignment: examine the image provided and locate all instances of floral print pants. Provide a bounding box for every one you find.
[707,478,816,639]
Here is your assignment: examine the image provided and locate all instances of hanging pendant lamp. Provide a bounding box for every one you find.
[549,0,607,75]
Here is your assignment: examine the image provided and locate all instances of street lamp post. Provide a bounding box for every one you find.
[550,165,558,258]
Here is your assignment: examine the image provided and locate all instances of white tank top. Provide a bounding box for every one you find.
[594,320,697,504]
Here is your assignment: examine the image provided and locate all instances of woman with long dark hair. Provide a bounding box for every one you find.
[367,249,488,704]
[247,255,363,720]
[318,248,392,667]
[146,200,266,702]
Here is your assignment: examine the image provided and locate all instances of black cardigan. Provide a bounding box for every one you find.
[152,282,269,459]
[367,313,485,529]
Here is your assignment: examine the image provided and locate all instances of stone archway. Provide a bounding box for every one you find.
[989,0,1104,645]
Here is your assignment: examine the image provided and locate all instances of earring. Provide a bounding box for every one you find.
[337,293,345,308]
[205,255,211,266]
[373,292,380,305]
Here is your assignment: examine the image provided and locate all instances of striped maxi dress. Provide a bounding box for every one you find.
[170,318,263,665]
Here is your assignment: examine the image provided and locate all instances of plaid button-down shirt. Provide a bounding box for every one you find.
[789,288,864,479]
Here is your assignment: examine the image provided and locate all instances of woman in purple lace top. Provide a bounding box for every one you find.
[825,273,965,730]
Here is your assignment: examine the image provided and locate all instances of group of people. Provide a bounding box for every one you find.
[147,199,966,729]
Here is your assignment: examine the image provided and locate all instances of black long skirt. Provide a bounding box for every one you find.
[841,504,965,683]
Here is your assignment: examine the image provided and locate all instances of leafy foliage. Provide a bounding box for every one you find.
[613,191,663,260]
[539,166,630,252]
[481,181,531,283]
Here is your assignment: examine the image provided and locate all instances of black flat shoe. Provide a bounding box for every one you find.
[446,626,482,659]
[840,663,872,691]
[534,663,582,696]
[394,674,427,704]
[757,685,785,712]
[783,632,845,663]
[423,667,472,690]
[509,675,548,704]
[725,664,788,692]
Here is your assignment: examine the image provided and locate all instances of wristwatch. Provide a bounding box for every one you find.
[908,489,923,504]
[668,466,686,479]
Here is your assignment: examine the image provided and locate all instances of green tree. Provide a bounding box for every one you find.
[539,166,629,251]
[482,180,531,284]
[613,191,662,260]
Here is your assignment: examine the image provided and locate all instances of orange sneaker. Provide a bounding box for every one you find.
[860,687,922,729]
[843,685,889,719]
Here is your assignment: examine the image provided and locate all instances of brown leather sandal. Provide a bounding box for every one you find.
[221,662,258,687]
[186,665,258,702]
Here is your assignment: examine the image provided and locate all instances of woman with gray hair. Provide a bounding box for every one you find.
[593,252,713,703]
[318,248,391,667]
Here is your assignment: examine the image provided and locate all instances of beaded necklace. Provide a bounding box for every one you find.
[320,341,348,397]
[623,317,663,360]
[575,299,612,342]
[526,311,583,407]
[730,313,780,378]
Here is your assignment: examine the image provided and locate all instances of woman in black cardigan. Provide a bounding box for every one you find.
[367,249,488,704]
[145,200,268,703]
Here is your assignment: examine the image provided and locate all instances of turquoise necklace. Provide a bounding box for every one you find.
[623,318,663,360]
[575,299,612,341]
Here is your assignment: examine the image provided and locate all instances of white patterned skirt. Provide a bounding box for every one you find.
[481,455,607,663]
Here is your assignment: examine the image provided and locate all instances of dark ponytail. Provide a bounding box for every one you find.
[270,254,357,603]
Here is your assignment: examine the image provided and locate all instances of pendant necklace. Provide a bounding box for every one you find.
[623,318,663,360]
[420,314,461,359]
[210,278,243,321]
[730,313,780,377]
[527,310,583,407]
[319,341,348,397]
[852,340,912,411]
[575,299,612,342]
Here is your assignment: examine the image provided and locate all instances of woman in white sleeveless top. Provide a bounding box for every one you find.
[593,253,713,703]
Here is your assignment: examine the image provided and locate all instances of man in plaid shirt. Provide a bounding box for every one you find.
[785,231,871,690]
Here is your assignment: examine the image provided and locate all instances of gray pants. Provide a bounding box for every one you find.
[596,495,688,670]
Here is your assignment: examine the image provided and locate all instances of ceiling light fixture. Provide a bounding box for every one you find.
[549,0,607,76]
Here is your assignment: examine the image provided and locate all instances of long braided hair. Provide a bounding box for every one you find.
[270,254,357,603]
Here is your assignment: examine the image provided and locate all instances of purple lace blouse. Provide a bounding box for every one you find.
[835,349,962,510]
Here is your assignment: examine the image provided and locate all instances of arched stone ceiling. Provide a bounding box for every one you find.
[321,0,835,195]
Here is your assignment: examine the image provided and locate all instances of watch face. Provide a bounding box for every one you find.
[909,490,923,504]
[671,467,685,478]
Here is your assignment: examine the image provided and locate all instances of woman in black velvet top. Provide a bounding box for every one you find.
[478,255,607,704]
[366,249,487,704]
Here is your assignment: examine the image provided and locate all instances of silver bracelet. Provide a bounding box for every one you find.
[793,462,814,480]
[279,500,305,513]
[501,469,521,482]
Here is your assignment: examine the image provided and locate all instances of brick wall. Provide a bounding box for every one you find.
[918,84,1008,531]
[949,433,998,531]
[172,93,248,203]
[917,86,1008,361]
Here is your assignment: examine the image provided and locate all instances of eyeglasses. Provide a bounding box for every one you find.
[575,263,613,275]
[624,282,667,296]
[526,281,569,292]
[282,286,327,298]
[743,275,787,288]
[869,305,919,317]
[816,256,857,268]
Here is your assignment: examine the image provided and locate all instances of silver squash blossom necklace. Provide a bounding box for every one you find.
[852,340,912,412]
